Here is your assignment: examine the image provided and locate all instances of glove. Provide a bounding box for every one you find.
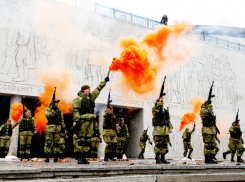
[194,122,196,127]
[100,140,102,143]
[104,76,109,82]
[208,100,212,104]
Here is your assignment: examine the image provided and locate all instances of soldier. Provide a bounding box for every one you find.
[116,118,129,159]
[44,100,66,162]
[138,129,152,159]
[0,119,12,158]
[90,122,102,158]
[152,98,173,164]
[13,109,37,161]
[73,76,109,164]
[223,122,244,163]
[182,123,195,160]
[103,106,117,161]
[200,101,219,164]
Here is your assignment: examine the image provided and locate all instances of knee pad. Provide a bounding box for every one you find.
[46,140,52,147]
[189,148,193,152]
[26,145,31,149]
[20,145,25,150]
[156,141,162,148]
[239,148,244,153]
[78,138,85,146]
[85,138,91,145]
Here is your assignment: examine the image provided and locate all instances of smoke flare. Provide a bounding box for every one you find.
[10,103,27,123]
[179,97,204,131]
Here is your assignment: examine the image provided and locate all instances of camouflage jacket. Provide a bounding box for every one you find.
[45,107,66,132]
[13,116,37,135]
[102,108,117,136]
[182,127,195,142]
[73,81,106,122]
[140,133,152,144]
[116,123,129,138]
[152,102,173,136]
[229,123,243,141]
[0,124,12,137]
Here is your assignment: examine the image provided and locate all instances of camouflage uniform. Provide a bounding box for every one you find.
[116,122,129,159]
[200,103,219,163]
[44,107,66,159]
[138,131,152,159]
[103,108,117,161]
[0,123,12,157]
[223,122,244,163]
[73,81,106,164]
[90,126,102,158]
[12,116,37,157]
[152,101,173,164]
[182,126,195,158]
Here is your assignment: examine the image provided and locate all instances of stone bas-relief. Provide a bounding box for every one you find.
[0,0,243,160]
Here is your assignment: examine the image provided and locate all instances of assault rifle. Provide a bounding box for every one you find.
[144,126,149,135]
[159,76,166,99]
[52,86,57,109]
[107,89,112,108]
[207,81,215,104]
[235,109,240,126]
[22,97,26,118]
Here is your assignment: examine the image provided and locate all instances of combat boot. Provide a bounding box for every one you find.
[110,152,116,161]
[223,152,227,159]
[59,154,64,159]
[117,153,122,159]
[155,154,162,164]
[83,152,90,164]
[188,153,192,160]
[161,154,170,164]
[237,156,244,163]
[231,155,235,162]
[210,154,218,164]
[54,154,58,162]
[45,154,50,162]
[142,153,144,159]
[205,155,212,163]
[104,153,109,161]
[77,153,84,164]
[138,154,141,159]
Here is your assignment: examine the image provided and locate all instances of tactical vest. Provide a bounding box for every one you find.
[230,128,241,139]
[19,117,34,132]
[153,109,169,127]
[202,113,216,127]
[117,124,127,137]
[140,134,148,142]
[47,109,61,125]
[79,95,95,115]
[103,114,116,130]
[0,124,12,137]
[92,127,100,137]
[183,132,191,142]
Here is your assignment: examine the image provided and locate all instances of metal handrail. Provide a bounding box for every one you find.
[54,0,245,52]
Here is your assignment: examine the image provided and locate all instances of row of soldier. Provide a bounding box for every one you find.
[0,75,244,164]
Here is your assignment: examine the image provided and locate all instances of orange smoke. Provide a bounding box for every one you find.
[109,22,192,94]
[34,67,75,133]
[10,103,27,123]
[179,97,204,131]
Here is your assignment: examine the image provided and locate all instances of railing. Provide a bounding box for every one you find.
[54,0,245,52]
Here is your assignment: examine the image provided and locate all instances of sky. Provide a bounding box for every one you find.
[86,0,245,28]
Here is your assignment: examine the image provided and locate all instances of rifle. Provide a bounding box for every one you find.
[207,81,215,104]
[144,126,149,135]
[107,89,112,108]
[235,109,240,126]
[159,76,166,99]
[22,97,26,118]
[52,86,57,109]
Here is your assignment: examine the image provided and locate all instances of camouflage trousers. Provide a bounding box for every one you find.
[91,137,100,155]
[59,137,66,155]
[19,135,32,155]
[44,132,60,155]
[73,134,78,154]
[75,120,94,153]
[116,136,126,154]
[103,135,117,154]
[183,142,193,157]
[225,138,245,157]
[139,142,146,156]
[154,135,169,154]
[203,134,219,155]
[0,137,11,154]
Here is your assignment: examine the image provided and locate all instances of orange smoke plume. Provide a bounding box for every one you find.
[10,103,27,123]
[109,22,192,95]
[34,67,76,133]
[179,97,204,131]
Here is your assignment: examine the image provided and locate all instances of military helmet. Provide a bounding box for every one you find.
[144,130,147,133]
[24,109,31,113]
[81,85,90,92]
